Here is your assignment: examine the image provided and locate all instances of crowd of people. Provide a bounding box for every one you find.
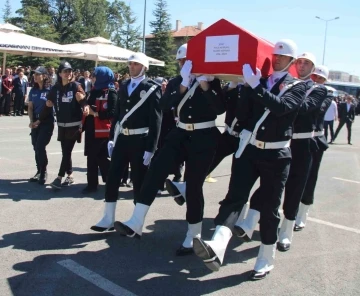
[1,41,358,281]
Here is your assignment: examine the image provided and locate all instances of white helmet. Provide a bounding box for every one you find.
[176,44,187,60]
[297,52,316,66]
[312,65,329,80]
[273,39,297,59]
[128,52,149,69]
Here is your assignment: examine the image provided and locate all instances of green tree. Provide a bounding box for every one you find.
[146,0,176,78]
[2,0,12,22]
[119,6,141,51]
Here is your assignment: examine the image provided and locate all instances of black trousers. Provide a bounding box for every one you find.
[324,120,335,141]
[14,94,24,114]
[214,145,291,245]
[301,149,324,205]
[58,140,76,177]
[282,140,313,221]
[0,93,11,114]
[207,131,239,175]
[87,138,110,189]
[137,127,219,224]
[105,134,148,203]
[334,120,352,143]
[31,123,54,173]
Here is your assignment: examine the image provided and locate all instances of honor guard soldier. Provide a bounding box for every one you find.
[165,80,246,206]
[237,52,328,252]
[113,44,226,256]
[295,66,332,231]
[91,52,162,232]
[192,39,307,280]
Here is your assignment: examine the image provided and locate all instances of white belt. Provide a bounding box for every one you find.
[292,131,314,139]
[57,121,82,127]
[177,120,216,131]
[250,137,291,149]
[314,130,324,137]
[121,127,149,136]
[225,124,240,138]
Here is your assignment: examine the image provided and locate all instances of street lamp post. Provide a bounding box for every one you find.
[315,16,340,64]
[142,0,147,53]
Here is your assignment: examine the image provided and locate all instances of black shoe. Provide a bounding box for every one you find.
[82,186,98,194]
[50,178,62,190]
[29,172,40,182]
[90,225,114,232]
[62,176,74,186]
[176,246,194,256]
[193,238,221,272]
[348,142,352,145]
[126,181,133,188]
[114,221,140,239]
[294,224,304,232]
[119,182,127,187]
[277,242,291,252]
[233,225,251,242]
[165,179,185,206]
[249,270,270,280]
[38,171,47,185]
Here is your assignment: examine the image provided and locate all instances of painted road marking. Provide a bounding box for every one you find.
[307,217,360,234]
[58,259,137,296]
[333,177,360,184]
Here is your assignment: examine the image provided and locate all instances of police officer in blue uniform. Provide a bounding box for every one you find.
[28,66,54,185]
[113,44,225,257]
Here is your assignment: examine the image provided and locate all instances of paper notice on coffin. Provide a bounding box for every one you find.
[205,35,239,63]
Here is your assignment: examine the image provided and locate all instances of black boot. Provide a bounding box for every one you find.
[29,172,40,182]
[38,171,48,185]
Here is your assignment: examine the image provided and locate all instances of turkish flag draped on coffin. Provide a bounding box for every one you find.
[187,18,297,80]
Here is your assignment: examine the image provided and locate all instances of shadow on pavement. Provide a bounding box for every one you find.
[2,218,259,296]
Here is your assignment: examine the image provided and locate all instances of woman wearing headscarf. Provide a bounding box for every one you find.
[81,67,117,193]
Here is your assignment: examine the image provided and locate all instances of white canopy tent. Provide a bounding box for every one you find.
[62,36,165,67]
[0,23,84,74]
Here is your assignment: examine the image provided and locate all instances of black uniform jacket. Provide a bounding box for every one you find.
[110,78,162,154]
[315,95,334,151]
[237,73,307,159]
[84,88,117,156]
[160,76,225,122]
[223,83,247,134]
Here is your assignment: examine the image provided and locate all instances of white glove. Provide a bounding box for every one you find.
[196,75,215,82]
[107,141,114,157]
[180,60,193,87]
[242,64,261,89]
[143,151,154,166]
[228,81,238,89]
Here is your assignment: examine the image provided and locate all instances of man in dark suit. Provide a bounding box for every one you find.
[333,95,355,145]
[12,68,28,116]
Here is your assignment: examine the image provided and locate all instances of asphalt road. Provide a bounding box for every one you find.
[0,115,359,296]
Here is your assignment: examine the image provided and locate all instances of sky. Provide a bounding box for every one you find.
[1,0,359,76]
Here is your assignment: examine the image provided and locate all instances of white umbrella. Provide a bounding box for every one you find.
[0,23,84,73]
[62,36,165,67]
